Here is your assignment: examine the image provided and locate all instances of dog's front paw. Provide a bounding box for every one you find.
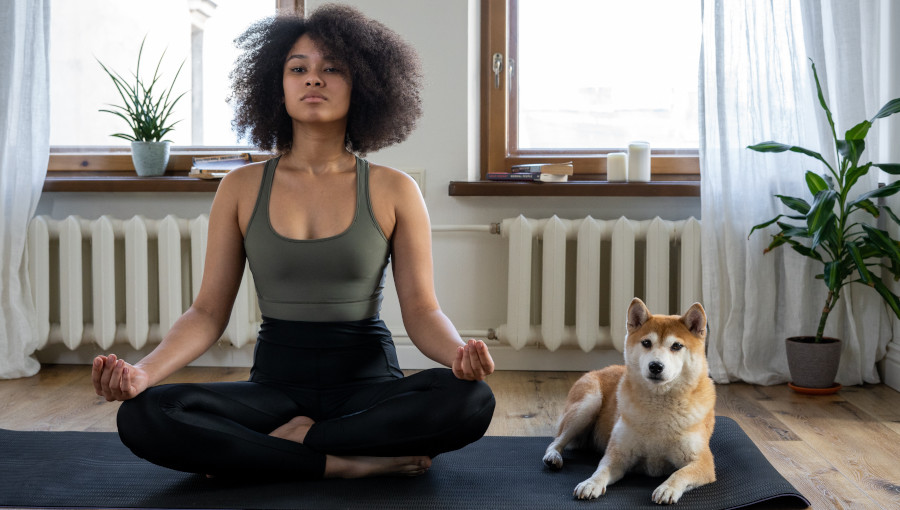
[651,481,684,505]
[542,450,564,470]
[573,479,607,500]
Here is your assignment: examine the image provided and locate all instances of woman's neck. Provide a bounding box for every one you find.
[283,121,353,174]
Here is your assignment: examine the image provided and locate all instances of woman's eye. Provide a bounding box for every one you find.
[671,343,683,352]
[641,339,651,348]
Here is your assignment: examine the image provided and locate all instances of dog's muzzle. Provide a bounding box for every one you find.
[648,361,664,380]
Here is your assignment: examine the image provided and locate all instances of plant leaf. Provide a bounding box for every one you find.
[844,162,872,193]
[775,194,810,214]
[846,241,873,284]
[764,234,789,254]
[850,180,900,207]
[845,120,872,141]
[871,278,900,320]
[749,215,785,239]
[805,171,828,195]
[862,224,900,264]
[810,60,838,142]
[785,238,822,261]
[806,189,838,234]
[874,163,900,175]
[823,260,843,291]
[852,198,879,218]
[776,221,809,238]
[872,98,900,121]
[883,205,900,227]
[811,214,836,251]
[748,141,833,172]
[837,139,865,167]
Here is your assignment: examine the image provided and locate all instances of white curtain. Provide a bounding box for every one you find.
[700,0,895,385]
[0,0,50,379]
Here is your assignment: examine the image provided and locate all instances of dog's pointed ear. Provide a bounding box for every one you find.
[682,302,707,338]
[627,298,651,333]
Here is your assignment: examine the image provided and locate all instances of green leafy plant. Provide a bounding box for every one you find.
[749,60,900,342]
[96,37,186,142]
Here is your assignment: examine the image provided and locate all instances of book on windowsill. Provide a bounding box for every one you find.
[189,153,253,179]
[485,171,570,183]
[486,171,542,181]
[538,173,568,182]
[509,162,574,176]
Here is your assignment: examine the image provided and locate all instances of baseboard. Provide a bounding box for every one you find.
[34,339,623,372]
[884,341,900,392]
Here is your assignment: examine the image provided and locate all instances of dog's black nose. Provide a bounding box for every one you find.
[648,361,664,375]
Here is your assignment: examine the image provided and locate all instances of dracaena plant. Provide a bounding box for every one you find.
[749,60,900,342]
[96,36,186,142]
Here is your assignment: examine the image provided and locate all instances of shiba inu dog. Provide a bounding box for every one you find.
[542,298,715,504]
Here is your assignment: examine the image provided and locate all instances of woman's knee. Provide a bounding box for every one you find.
[116,385,185,456]
[428,369,496,425]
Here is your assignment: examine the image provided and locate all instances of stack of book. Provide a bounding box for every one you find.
[486,162,574,182]
[189,153,253,179]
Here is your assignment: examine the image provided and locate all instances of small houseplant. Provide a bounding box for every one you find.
[749,60,900,391]
[97,37,186,176]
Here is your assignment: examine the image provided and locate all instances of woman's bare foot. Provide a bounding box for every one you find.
[270,416,315,443]
[324,455,432,478]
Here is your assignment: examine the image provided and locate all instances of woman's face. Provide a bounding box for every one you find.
[282,34,352,125]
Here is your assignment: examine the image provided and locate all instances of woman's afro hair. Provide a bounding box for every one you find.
[229,3,423,155]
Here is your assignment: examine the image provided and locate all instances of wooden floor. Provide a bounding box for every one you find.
[2,366,900,509]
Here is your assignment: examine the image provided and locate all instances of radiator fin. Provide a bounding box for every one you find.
[499,216,702,353]
[28,215,260,351]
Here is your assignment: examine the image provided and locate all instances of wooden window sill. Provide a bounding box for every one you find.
[43,171,222,192]
[448,174,700,197]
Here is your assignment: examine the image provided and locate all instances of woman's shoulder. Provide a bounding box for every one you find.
[216,160,266,194]
[368,162,421,199]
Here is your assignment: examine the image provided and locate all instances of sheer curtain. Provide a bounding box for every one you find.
[0,0,50,379]
[700,0,893,385]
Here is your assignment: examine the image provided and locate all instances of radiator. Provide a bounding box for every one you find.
[27,215,259,351]
[496,215,701,353]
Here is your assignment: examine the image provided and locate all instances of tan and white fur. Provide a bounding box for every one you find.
[542,298,715,504]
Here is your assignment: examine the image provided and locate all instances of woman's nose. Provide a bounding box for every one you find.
[305,72,323,87]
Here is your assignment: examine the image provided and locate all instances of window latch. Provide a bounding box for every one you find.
[492,53,503,88]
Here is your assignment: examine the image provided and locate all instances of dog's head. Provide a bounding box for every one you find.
[623,298,707,391]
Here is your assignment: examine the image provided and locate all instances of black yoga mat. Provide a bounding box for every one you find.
[0,416,807,510]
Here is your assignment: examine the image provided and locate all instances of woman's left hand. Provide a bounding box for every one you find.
[452,339,495,381]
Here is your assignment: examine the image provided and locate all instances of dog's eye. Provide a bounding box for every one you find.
[641,339,651,348]
[671,342,683,352]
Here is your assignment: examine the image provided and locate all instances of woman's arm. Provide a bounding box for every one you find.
[381,169,494,381]
[92,168,251,400]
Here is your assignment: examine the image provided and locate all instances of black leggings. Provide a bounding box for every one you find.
[116,316,495,479]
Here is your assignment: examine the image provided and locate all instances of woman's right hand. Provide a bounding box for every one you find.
[91,354,149,401]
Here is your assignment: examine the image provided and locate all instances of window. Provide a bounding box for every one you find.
[481,0,701,178]
[48,0,302,172]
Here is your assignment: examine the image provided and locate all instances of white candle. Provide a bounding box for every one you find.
[607,152,628,182]
[628,141,651,182]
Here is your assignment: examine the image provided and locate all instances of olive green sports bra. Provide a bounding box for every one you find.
[243,156,391,322]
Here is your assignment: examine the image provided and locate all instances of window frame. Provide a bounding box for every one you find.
[479,0,699,179]
[46,0,303,175]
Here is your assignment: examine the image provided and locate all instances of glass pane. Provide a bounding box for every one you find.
[516,0,701,150]
[49,0,275,147]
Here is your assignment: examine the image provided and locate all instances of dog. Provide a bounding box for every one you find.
[542,298,715,505]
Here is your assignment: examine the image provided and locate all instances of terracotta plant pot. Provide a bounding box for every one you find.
[131,141,171,176]
[785,336,841,390]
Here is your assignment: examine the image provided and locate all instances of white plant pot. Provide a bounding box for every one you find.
[131,141,171,176]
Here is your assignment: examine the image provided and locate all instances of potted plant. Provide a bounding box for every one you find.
[97,37,186,176]
[749,60,900,392]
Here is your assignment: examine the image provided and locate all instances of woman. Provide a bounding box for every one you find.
[91,5,495,480]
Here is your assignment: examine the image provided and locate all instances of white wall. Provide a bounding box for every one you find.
[35,0,700,367]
